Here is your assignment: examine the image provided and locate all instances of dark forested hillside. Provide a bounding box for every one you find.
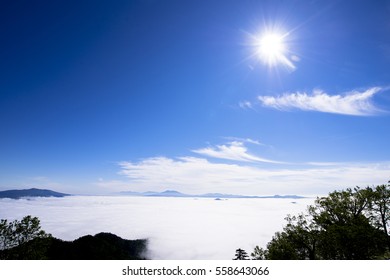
[1,232,147,260]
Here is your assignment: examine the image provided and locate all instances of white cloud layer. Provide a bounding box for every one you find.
[116,156,390,195]
[0,196,315,260]
[257,87,383,115]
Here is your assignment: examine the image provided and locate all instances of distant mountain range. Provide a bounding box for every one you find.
[0,188,70,199]
[0,188,305,200]
[118,190,305,199]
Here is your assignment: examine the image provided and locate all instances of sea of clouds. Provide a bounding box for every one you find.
[0,196,315,259]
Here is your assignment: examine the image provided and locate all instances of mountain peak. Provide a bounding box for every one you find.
[0,188,70,199]
[118,190,305,199]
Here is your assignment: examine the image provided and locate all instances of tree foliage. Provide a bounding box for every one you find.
[368,183,390,237]
[1,232,148,260]
[253,182,390,260]
[1,216,148,260]
[233,248,250,260]
[0,215,50,250]
[251,245,267,260]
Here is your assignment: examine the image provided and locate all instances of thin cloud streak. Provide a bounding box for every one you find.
[257,87,383,116]
[222,137,263,146]
[192,141,281,164]
[239,101,253,109]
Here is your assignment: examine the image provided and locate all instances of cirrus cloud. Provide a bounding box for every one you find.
[192,141,282,164]
[257,87,384,116]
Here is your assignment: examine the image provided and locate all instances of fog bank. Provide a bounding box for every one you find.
[0,196,314,259]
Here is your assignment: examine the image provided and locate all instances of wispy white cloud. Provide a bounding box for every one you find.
[257,87,383,116]
[118,156,258,194]
[192,141,281,163]
[306,162,344,167]
[116,156,390,195]
[239,101,253,109]
[222,137,263,146]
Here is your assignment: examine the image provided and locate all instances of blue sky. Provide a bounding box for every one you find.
[1,0,389,195]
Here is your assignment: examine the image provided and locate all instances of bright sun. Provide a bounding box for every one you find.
[254,31,296,70]
[258,33,285,63]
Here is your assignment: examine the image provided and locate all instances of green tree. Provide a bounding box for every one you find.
[264,231,299,259]
[368,183,390,238]
[251,245,266,260]
[0,216,50,250]
[252,183,390,260]
[257,214,319,260]
[316,214,386,259]
[309,186,387,259]
[283,213,319,259]
[233,248,249,260]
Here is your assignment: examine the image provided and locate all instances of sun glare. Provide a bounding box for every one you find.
[253,30,296,70]
[258,33,285,63]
